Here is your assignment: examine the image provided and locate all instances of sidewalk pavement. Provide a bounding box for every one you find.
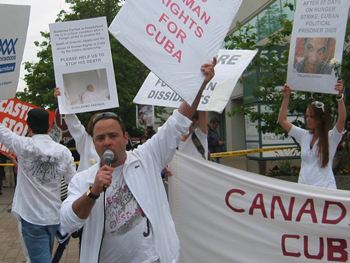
[0,187,80,263]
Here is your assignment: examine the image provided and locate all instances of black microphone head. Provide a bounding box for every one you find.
[103,150,114,166]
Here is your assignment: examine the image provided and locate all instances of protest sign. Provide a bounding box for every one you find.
[287,0,350,94]
[0,4,30,100]
[0,99,55,154]
[136,105,154,129]
[50,17,119,114]
[109,0,243,106]
[133,49,257,113]
[169,151,350,262]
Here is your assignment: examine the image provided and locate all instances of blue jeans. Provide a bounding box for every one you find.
[21,218,59,263]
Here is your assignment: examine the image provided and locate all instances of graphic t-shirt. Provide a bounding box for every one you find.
[100,165,159,263]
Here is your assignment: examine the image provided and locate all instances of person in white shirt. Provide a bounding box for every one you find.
[179,111,209,160]
[0,108,77,262]
[60,58,216,263]
[278,80,346,189]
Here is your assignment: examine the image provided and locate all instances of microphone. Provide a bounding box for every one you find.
[103,150,114,167]
[103,150,115,191]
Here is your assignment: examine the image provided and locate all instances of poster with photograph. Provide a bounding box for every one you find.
[50,17,119,114]
[0,98,55,154]
[136,105,154,129]
[286,0,350,94]
[134,49,257,113]
[0,4,30,100]
[109,0,243,106]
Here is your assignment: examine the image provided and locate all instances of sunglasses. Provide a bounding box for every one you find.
[312,101,325,113]
[92,112,122,125]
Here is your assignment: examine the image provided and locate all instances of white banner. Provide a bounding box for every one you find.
[50,17,119,114]
[169,151,350,262]
[109,0,243,106]
[0,4,30,100]
[286,0,350,94]
[134,49,257,113]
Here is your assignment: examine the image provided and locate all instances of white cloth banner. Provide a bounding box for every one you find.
[0,4,30,100]
[109,0,243,106]
[50,17,119,114]
[133,49,257,113]
[286,0,350,94]
[169,151,350,262]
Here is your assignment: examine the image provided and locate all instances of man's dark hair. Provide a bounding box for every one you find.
[26,108,49,134]
[92,112,126,136]
[209,117,220,124]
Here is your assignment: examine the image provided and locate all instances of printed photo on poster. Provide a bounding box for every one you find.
[136,105,153,128]
[63,68,110,106]
[293,37,335,75]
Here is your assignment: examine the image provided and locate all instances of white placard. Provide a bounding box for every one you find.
[286,0,350,94]
[0,4,30,100]
[134,50,257,113]
[50,17,119,114]
[109,0,243,106]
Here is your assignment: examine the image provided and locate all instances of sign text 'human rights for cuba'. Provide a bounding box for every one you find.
[109,0,243,106]
[0,4,30,100]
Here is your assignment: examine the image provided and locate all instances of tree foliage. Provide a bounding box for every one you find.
[16,0,167,137]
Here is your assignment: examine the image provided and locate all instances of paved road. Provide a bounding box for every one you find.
[0,187,80,263]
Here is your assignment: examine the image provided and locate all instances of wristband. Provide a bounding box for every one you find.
[336,93,344,101]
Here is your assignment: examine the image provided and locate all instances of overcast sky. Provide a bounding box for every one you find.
[0,0,71,91]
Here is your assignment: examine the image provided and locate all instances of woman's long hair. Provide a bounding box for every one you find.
[308,103,331,167]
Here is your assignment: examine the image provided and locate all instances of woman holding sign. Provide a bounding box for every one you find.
[278,80,346,189]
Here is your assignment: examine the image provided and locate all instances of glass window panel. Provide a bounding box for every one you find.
[268,2,282,33]
[257,9,270,40]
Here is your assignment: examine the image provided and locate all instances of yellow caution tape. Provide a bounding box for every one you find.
[0,161,80,167]
[0,146,296,166]
[210,146,296,158]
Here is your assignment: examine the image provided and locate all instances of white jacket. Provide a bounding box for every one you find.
[60,110,191,263]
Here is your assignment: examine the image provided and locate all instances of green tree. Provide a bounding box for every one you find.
[16,0,167,137]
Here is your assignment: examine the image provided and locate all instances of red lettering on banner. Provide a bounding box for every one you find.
[249,193,268,218]
[282,234,347,261]
[146,23,182,63]
[164,0,211,24]
[296,199,317,223]
[225,189,245,213]
[159,13,187,44]
[225,188,349,226]
[162,0,209,39]
[304,236,324,259]
[328,238,348,261]
[322,201,346,224]
[282,234,301,257]
[271,196,295,221]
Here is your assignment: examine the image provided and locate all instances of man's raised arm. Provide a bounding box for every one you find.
[178,57,216,119]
